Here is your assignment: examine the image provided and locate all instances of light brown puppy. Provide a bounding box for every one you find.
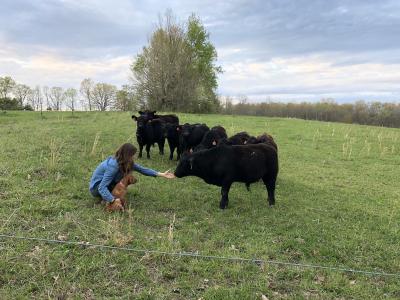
[106,174,137,211]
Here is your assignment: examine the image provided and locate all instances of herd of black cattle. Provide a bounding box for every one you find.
[131,111,279,209]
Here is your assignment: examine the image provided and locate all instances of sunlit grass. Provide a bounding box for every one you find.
[0,111,399,299]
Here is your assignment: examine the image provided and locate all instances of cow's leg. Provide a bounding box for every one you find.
[145,143,151,159]
[169,144,175,160]
[176,145,181,161]
[158,138,165,155]
[262,176,276,207]
[220,182,232,209]
[138,142,143,158]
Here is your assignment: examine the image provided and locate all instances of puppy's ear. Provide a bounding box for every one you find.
[132,115,138,121]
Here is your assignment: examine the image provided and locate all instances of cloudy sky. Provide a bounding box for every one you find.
[1,0,400,103]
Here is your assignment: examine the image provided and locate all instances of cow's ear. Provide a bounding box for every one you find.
[132,115,137,121]
[138,111,144,115]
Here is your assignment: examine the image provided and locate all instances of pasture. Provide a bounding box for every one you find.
[0,111,399,299]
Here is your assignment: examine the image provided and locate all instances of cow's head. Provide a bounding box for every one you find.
[247,136,258,144]
[181,123,192,137]
[139,110,156,119]
[165,123,181,138]
[133,115,147,131]
[174,153,194,178]
[133,110,156,129]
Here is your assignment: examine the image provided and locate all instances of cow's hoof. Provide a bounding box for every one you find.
[269,204,275,208]
[219,204,227,209]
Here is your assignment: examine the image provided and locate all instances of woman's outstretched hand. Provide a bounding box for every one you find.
[158,169,176,179]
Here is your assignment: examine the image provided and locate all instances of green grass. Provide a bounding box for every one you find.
[0,111,399,299]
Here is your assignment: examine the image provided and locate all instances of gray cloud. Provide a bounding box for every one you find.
[1,0,400,101]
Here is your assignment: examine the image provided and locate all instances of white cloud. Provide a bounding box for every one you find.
[0,42,133,88]
[218,53,400,102]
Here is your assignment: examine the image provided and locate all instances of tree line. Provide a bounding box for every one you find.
[0,76,138,113]
[220,97,400,128]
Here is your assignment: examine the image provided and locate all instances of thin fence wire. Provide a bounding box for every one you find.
[0,233,399,278]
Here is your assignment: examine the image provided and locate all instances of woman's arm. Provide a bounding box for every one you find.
[97,167,118,202]
[133,163,175,178]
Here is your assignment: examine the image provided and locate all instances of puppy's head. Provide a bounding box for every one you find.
[125,174,137,185]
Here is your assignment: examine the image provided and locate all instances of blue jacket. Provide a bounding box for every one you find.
[89,156,158,202]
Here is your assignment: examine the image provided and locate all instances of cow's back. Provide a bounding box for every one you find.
[231,144,278,182]
[155,114,179,124]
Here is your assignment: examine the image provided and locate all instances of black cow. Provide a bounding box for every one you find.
[179,123,210,153]
[165,123,181,160]
[193,125,227,152]
[131,110,179,124]
[132,111,179,159]
[132,115,166,159]
[247,133,278,151]
[225,131,251,145]
[174,143,278,209]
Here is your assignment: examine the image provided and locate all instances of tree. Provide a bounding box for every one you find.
[13,84,31,107]
[92,83,117,111]
[132,11,192,111]
[30,86,43,114]
[49,87,65,111]
[80,78,94,111]
[42,86,51,110]
[114,85,137,111]
[65,88,78,116]
[131,11,221,113]
[0,98,20,110]
[0,76,16,99]
[186,14,222,112]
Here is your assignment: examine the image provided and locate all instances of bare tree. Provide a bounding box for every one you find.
[13,84,31,107]
[42,86,51,110]
[32,86,43,115]
[92,83,117,111]
[0,76,16,99]
[65,88,78,116]
[80,78,94,111]
[49,87,65,111]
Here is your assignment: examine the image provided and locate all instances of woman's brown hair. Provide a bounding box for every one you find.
[115,143,137,175]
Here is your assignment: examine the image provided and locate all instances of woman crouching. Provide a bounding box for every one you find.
[89,143,175,211]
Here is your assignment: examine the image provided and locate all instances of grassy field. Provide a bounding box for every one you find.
[0,111,399,299]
